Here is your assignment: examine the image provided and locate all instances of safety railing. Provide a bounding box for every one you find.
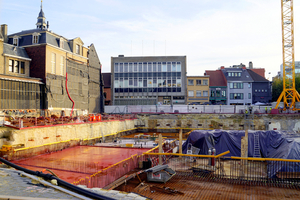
[72,140,178,188]
[141,152,300,188]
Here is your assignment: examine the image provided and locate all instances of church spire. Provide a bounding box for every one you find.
[36,0,47,30]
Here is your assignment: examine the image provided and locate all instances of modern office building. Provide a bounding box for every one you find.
[186,76,210,105]
[111,55,187,105]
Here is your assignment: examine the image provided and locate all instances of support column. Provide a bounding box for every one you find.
[241,129,248,176]
[179,129,182,157]
[159,134,162,165]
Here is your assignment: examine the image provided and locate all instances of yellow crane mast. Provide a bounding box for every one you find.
[275,0,300,110]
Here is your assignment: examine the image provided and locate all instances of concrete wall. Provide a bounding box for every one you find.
[136,113,300,132]
[0,119,136,149]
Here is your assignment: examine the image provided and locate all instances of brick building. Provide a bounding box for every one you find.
[2,2,104,114]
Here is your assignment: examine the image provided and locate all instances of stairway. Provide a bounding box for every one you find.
[253,132,261,158]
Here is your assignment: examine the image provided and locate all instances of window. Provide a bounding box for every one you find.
[115,63,119,72]
[60,38,64,48]
[230,93,244,99]
[76,44,80,54]
[8,59,25,74]
[229,82,243,89]
[255,89,257,92]
[188,79,194,85]
[196,80,201,85]
[265,90,268,92]
[248,93,251,99]
[261,89,264,92]
[51,53,56,74]
[203,91,208,97]
[222,90,226,97]
[20,62,25,74]
[33,33,39,44]
[13,37,18,46]
[188,90,194,97]
[196,90,201,97]
[228,72,241,77]
[248,83,251,88]
[14,61,19,73]
[60,56,64,75]
[9,60,13,72]
[203,80,208,85]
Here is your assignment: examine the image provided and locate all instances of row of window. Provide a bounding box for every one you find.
[115,72,181,78]
[115,88,182,93]
[255,89,268,93]
[188,90,209,97]
[114,62,182,73]
[228,72,242,77]
[9,60,25,74]
[229,93,252,100]
[51,53,65,75]
[188,79,208,86]
[114,78,182,88]
[211,90,226,97]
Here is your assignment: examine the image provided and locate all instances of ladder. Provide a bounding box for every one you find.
[253,132,261,158]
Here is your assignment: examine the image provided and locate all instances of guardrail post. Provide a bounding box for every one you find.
[159,134,162,165]
[179,129,182,158]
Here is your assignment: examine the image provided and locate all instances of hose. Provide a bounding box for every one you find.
[0,157,115,200]
[66,72,75,117]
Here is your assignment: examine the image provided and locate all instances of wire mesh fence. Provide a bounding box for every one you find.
[141,153,300,188]
[105,105,282,114]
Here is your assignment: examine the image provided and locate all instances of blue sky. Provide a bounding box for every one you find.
[0,0,299,78]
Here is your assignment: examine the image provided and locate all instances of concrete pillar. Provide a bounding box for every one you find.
[179,129,182,157]
[240,129,248,176]
[159,134,162,165]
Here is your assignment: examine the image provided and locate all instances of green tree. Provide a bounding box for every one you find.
[272,74,300,102]
[272,77,283,102]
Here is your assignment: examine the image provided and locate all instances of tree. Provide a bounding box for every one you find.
[272,74,300,102]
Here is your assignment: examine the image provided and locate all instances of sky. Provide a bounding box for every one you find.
[0,0,299,79]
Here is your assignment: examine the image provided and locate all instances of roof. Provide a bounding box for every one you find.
[102,73,111,88]
[222,67,253,82]
[205,70,227,87]
[250,68,265,78]
[0,167,83,199]
[7,30,72,52]
[247,69,270,82]
[3,43,30,60]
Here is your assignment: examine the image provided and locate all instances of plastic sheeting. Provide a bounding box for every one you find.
[182,130,300,177]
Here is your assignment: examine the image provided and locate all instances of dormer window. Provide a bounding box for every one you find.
[60,38,64,49]
[76,44,80,54]
[32,33,39,44]
[13,36,19,46]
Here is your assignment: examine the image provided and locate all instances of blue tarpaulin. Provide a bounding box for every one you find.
[182,130,300,177]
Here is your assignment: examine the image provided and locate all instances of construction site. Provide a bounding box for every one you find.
[1,0,300,200]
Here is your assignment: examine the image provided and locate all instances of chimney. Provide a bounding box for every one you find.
[249,61,253,69]
[1,24,8,42]
[220,66,225,69]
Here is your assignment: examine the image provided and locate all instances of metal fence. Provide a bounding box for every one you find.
[142,152,300,188]
[105,105,284,114]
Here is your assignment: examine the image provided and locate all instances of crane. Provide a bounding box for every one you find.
[275,0,300,110]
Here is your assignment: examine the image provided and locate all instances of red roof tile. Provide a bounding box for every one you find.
[205,70,227,87]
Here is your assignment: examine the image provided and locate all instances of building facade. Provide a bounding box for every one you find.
[205,70,227,105]
[0,25,44,110]
[3,2,104,114]
[186,76,210,105]
[111,55,187,105]
[102,73,112,105]
[247,69,272,104]
[221,66,253,105]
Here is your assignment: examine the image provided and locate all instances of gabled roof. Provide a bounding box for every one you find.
[205,70,227,87]
[222,67,253,82]
[247,69,270,82]
[102,73,111,88]
[3,43,30,60]
[250,68,265,78]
